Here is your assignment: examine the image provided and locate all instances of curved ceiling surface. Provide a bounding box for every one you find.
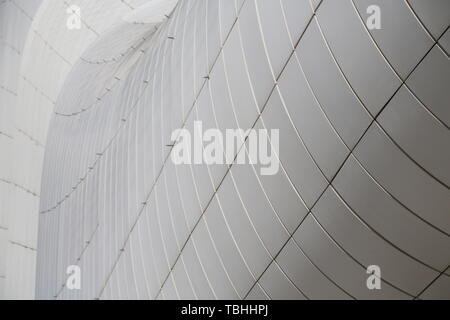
[1,0,449,300]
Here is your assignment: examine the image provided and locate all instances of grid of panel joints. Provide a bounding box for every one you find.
[147,0,450,300]
[38,0,450,300]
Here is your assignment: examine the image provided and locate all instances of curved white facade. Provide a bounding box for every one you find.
[0,0,149,299]
[1,0,449,300]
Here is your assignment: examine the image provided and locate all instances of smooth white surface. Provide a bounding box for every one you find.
[122,0,178,24]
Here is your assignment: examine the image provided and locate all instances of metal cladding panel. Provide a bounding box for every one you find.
[1,0,449,300]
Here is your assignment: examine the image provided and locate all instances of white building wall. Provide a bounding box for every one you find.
[36,0,450,300]
[1,0,449,300]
